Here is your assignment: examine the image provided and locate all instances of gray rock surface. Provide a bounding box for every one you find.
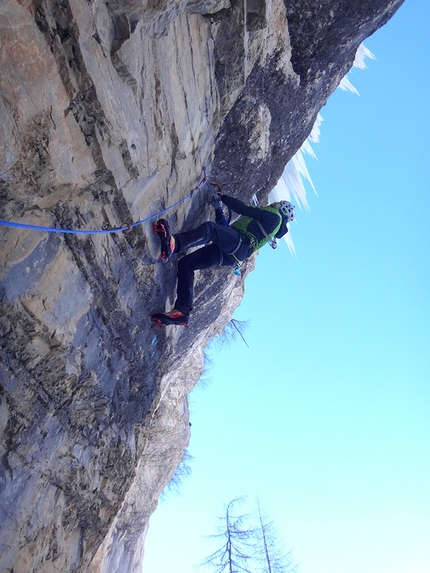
[0,0,403,571]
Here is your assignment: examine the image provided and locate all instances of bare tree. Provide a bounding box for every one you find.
[202,498,297,573]
[162,449,193,498]
[216,319,251,349]
[201,498,256,573]
[254,499,297,573]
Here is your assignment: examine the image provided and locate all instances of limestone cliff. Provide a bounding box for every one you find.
[0,1,403,572]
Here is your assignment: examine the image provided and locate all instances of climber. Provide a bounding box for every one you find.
[151,194,295,327]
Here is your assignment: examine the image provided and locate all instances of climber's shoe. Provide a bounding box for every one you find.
[151,309,189,328]
[152,218,176,261]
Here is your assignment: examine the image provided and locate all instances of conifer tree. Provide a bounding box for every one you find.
[201,497,297,573]
[201,498,256,573]
[254,499,297,573]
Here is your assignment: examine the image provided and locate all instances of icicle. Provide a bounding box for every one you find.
[269,43,375,256]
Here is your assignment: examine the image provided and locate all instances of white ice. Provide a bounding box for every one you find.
[269,43,375,254]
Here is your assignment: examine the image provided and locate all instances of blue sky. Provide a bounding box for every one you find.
[144,1,430,572]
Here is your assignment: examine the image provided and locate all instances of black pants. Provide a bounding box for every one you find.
[174,222,250,314]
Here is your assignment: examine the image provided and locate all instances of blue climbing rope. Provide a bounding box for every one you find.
[0,174,211,235]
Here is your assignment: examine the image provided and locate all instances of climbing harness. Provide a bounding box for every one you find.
[226,237,245,276]
[0,171,215,236]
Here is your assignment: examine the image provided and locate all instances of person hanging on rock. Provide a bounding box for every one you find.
[151,194,295,327]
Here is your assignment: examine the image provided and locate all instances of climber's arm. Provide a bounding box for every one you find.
[220,195,268,219]
[220,195,281,229]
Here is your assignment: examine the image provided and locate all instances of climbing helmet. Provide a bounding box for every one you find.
[278,200,296,222]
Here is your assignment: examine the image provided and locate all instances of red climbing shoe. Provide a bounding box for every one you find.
[152,218,176,261]
[151,309,189,328]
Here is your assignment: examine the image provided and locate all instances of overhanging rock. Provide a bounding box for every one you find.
[0,1,404,571]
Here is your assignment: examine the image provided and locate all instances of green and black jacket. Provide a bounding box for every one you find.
[220,195,288,253]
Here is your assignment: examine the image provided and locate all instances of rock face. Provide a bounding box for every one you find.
[0,0,403,571]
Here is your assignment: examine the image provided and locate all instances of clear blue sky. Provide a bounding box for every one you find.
[144,1,430,572]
